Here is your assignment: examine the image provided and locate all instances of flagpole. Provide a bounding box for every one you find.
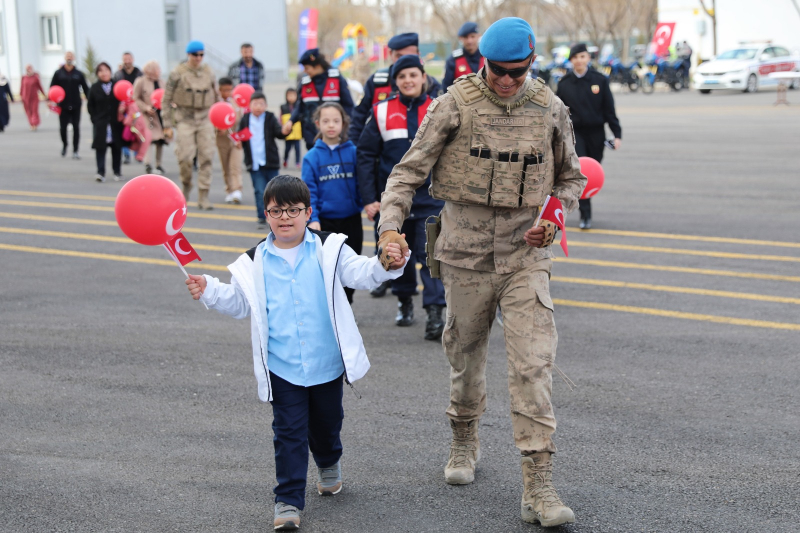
[534,195,550,227]
[164,243,209,310]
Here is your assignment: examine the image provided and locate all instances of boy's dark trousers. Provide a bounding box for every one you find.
[269,371,344,510]
[318,213,363,303]
[284,140,301,165]
[574,126,605,221]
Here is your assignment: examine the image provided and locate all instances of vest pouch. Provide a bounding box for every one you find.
[174,87,193,108]
[461,155,492,205]
[489,160,524,208]
[521,160,548,207]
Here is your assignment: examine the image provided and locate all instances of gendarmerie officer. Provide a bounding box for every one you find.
[556,43,622,229]
[348,33,442,143]
[282,49,355,150]
[442,22,484,91]
[375,18,585,528]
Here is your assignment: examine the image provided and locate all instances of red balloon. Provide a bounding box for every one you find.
[209,101,237,129]
[48,85,65,103]
[115,174,187,246]
[113,80,133,102]
[232,83,255,108]
[579,156,605,199]
[150,88,164,110]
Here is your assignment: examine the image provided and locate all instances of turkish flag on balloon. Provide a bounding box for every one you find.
[538,195,568,257]
[164,232,201,266]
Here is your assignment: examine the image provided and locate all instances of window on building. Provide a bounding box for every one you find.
[166,19,177,43]
[41,14,62,51]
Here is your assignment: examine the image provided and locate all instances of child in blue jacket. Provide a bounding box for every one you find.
[302,102,363,303]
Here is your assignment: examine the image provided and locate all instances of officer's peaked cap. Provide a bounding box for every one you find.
[387,33,419,51]
[186,40,204,54]
[458,22,479,37]
[569,43,588,60]
[479,18,536,62]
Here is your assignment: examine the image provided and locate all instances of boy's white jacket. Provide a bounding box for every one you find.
[200,230,403,401]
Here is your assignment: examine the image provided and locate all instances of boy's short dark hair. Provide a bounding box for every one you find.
[285,87,297,95]
[250,91,267,102]
[264,175,311,209]
[241,43,253,49]
[218,77,233,87]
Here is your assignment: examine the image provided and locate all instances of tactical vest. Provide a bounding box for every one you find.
[430,73,554,209]
[171,63,216,110]
[372,68,393,103]
[452,49,485,78]
[300,69,342,103]
[375,95,432,142]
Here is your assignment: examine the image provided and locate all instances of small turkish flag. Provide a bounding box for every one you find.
[48,104,62,115]
[229,128,252,142]
[164,232,202,266]
[538,195,568,257]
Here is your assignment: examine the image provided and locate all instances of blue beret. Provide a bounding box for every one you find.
[479,18,536,62]
[458,22,479,37]
[387,33,419,51]
[391,55,424,78]
[299,48,319,65]
[186,40,204,54]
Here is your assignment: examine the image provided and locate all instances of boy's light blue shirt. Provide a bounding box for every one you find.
[249,112,267,170]
[262,229,344,387]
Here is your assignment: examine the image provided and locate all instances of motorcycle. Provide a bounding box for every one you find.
[600,57,641,91]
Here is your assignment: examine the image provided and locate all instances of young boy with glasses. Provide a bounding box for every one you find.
[185,175,408,531]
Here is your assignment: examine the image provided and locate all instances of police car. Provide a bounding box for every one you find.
[694,42,799,93]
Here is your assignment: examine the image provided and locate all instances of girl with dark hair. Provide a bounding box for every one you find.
[301,102,362,304]
[280,88,302,168]
[87,62,124,182]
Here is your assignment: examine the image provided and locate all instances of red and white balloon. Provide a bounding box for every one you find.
[115,174,187,246]
[579,157,605,199]
[113,80,134,103]
[150,88,164,110]
[209,101,237,129]
[232,83,255,109]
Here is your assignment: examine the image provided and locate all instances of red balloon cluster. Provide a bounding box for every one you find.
[209,101,237,129]
[113,80,133,103]
[48,85,65,103]
[579,157,605,199]
[150,88,164,110]
[115,174,187,246]
[232,83,255,109]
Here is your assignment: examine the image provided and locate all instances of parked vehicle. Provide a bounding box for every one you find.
[694,43,800,93]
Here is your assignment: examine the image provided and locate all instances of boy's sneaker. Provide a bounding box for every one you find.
[231,190,242,204]
[224,192,234,204]
[156,166,165,175]
[273,502,300,530]
[257,219,267,230]
[95,174,105,183]
[145,164,153,174]
[113,174,125,182]
[317,461,342,496]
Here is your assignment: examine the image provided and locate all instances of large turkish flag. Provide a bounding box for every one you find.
[652,22,676,57]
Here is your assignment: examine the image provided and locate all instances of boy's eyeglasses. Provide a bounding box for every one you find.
[486,58,532,79]
[266,206,308,219]
[190,52,204,57]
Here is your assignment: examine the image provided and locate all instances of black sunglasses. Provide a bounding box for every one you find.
[486,57,533,79]
[190,52,204,57]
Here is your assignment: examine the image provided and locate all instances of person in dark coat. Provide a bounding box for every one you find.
[281,49,354,150]
[87,63,124,183]
[50,51,90,158]
[442,22,484,91]
[356,55,446,340]
[0,71,12,132]
[348,33,442,144]
[556,43,622,229]
[113,52,143,164]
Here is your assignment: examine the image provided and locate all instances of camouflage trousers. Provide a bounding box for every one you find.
[175,118,215,192]
[441,259,557,454]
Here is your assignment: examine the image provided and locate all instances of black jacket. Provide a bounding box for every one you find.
[50,66,90,111]
[87,81,123,150]
[556,68,622,139]
[112,67,142,84]
[239,111,287,171]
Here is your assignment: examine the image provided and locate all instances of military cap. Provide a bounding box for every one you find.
[299,48,320,65]
[458,22,479,37]
[387,33,419,51]
[569,43,588,60]
[479,17,536,62]
[185,40,204,54]
[392,55,425,78]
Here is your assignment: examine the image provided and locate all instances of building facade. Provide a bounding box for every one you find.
[0,0,288,92]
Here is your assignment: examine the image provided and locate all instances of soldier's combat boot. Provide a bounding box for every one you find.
[444,419,480,485]
[197,189,213,211]
[179,161,194,200]
[520,452,575,527]
[424,304,445,340]
[395,297,414,326]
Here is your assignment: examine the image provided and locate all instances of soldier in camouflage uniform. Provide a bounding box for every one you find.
[375,18,586,527]
[162,40,219,210]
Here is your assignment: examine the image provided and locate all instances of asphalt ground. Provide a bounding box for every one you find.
[1,86,799,533]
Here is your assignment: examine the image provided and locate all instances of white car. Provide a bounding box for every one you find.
[694,43,799,93]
